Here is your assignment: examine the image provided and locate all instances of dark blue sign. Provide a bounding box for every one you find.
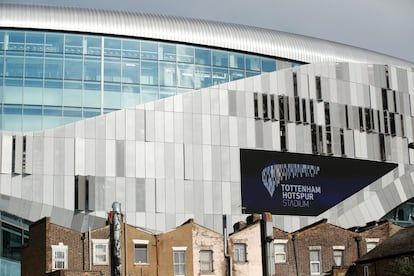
[240,149,397,216]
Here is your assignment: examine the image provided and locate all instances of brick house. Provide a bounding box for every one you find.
[157,218,226,275]
[354,225,414,276]
[21,217,157,276]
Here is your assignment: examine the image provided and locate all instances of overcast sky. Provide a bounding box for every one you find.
[3,0,414,62]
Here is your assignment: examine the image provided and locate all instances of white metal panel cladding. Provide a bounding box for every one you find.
[0,3,413,67]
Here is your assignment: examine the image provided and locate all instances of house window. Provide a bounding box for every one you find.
[364,265,370,276]
[51,242,68,271]
[333,246,345,266]
[309,248,321,275]
[234,243,247,263]
[274,239,288,263]
[366,238,379,252]
[199,250,213,273]
[133,239,149,264]
[173,247,186,276]
[92,239,109,265]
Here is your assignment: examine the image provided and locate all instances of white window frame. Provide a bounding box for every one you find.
[234,243,247,263]
[92,239,109,265]
[274,239,288,263]
[366,238,379,252]
[199,250,214,273]
[364,265,370,276]
[173,247,187,276]
[309,246,321,275]
[133,239,149,264]
[51,242,68,271]
[332,246,345,266]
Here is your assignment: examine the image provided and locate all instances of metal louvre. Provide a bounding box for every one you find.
[0,3,413,67]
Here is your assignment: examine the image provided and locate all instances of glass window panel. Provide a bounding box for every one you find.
[104,59,121,82]
[246,71,260,78]
[4,79,23,104]
[141,41,158,60]
[23,81,43,105]
[84,59,101,81]
[212,50,228,67]
[195,65,211,89]
[262,58,276,72]
[122,92,141,108]
[199,250,213,272]
[104,83,121,92]
[141,85,158,103]
[84,88,101,108]
[45,58,63,79]
[104,37,121,57]
[23,105,42,115]
[174,251,186,275]
[122,39,140,59]
[0,53,3,76]
[159,43,176,61]
[134,244,148,263]
[83,108,101,118]
[85,36,101,56]
[122,84,140,93]
[64,81,82,106]
[43,106,62,116]
[230,69,245,81]
[212,67,228,85]
[246,55,260,71]
[333,250,343,266]
[141,61,158,85]
[0,30,4,50]
[122,60,140,84]
[7,31,25,51]
[25,32,44,52]
[104,91,121,109]
[24,79,43,88]
[65,34,83,54]
[177,45,194,63]
[25,57,43,78]
[45,33,63,53]
[160,87,176,99]
[195,48,211,65]
[4,104,22,115]
[5,57,24,77]
[64,107,82,117]
[177,64,194,88]
[229,53,244,69]
[43,106,62,130]
[65,57,83,80]
[44,81,63,106]
[160,62,176,87]
[2,223,23,261]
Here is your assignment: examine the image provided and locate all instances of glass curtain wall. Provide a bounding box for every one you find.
[0,29,302,131]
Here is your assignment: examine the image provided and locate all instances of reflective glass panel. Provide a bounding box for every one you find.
[141,61,158,85]
[25,32,44,52]
[177,64,194,88]
[45,33,63,53]
[195,65,211,89]
[122,39,140,59]
[230,69,245,81]
[122,60,139,84]
[104,37,121,57]
[0,30,4,50]
[246,55,261,71]
[159,43,176,61]
[212,50,228,67]
[177,45,194,63]
[160,86,176,99]
[212,67,228,85]
[85,36,101,56]
[65,34,83,55]
[5,57,24,77]
[141,41,158,60]
[7,31,25,51]
[104,58,121,82]
[25,57,43,78]
[160,62,176,86]
[65,57,83,80]
[195,48,211,65]
[84,58,101,81]
[229,53,244,69]
[44,57,63,79]
[0,53,3,76]
[262,58,276,72]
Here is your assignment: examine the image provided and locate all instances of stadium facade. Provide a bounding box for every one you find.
[0,3,414,273]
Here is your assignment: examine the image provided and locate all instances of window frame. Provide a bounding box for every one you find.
[133,239,149,265]
[233,243,247,263]
[274,239,288,264]
[309,247,321,275]
[51,242,68,271]
[332,246,345,266]
[173,247,187,276]
[366,238,379,252]
[92,239,109,265]
[199,249,214,273]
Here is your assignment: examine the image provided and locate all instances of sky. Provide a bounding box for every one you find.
[2,0,414,63]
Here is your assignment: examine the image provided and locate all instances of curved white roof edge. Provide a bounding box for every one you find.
[1,3,413,67]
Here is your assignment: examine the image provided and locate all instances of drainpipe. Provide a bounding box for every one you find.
[355,235,362,258]
[292,234,299,276]
[223,215,233,276]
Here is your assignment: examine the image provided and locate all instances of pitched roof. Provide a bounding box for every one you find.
[356,225,414,263]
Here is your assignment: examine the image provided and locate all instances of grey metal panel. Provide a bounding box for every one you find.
[116,140,125,177]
